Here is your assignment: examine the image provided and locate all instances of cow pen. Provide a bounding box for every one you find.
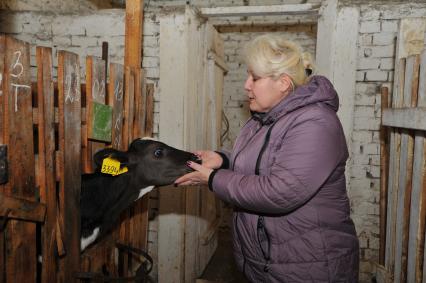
[0,34,154,282]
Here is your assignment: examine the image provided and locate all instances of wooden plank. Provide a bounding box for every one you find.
[145,83,154,137]
[108,63,125,150]
[411,50,426,283]
[57,50,82,283]
[200,4,320,17]
[380,86,390,265]
[0,33,5,283]
[3,35,36,283]
[123,66,135,148]
[36,46,57,283]
[124,0,144,69]
[84,56,107,173]
[133,68,145,138]
[0,193,45,222]
[382,108,426,131]
[385,58,405,275]
[394,56,416,283]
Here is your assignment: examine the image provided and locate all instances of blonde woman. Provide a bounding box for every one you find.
[175,34,359,282]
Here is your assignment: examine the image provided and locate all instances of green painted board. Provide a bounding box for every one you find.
[88,101,113,142]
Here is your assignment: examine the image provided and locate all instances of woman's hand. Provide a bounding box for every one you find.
[194,150,223,169]
[174,161,213,187]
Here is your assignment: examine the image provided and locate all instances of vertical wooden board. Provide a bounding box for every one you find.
[0,34,5,283]
[130,68,148,255]
[394,56,415,283]
[385,58,405,274]
[108,63,125,150]
[124,0,144,69]
[3,36,36,283]
[145,83,154,137]
[123,66,135,149]
[380,86,390,265]
[57,50,82,283]
[410,50,426,283]
[85,56,106,173]
[36,46,57,283]
[132,68,144,138]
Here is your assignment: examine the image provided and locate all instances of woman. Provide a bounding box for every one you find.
[175,34,359,282]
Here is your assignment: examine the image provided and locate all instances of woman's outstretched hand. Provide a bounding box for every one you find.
[174,150,222,187]
[174,161,213,186]
[193,150,223,169]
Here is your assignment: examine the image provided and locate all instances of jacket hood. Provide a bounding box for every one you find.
[252,75,339,125]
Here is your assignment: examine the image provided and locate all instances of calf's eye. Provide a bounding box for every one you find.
[154,148,163,158]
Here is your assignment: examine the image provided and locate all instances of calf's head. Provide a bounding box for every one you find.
[94,138,200,186]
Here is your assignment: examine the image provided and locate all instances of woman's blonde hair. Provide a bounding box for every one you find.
[244,34,314,87]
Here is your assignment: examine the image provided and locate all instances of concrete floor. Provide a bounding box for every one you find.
[198,228,249,283]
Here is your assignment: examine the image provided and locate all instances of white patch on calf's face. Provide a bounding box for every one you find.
[81,227,100,251]
[135,185,155,201]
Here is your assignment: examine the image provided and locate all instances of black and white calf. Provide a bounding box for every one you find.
[80,138,200,251]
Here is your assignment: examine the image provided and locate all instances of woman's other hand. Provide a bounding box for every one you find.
[194,150,223,169]
[174,161,213,187]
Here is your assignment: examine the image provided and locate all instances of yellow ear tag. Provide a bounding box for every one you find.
[101,157,128,176]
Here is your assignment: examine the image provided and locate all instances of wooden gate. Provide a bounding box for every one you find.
[0,35,154,282]
[377,18,426,283]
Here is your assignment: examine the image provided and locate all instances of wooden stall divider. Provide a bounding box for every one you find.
[3,36,36,283]
[57,50,82,283]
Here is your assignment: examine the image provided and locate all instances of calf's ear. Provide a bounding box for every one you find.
[94,148,130,168]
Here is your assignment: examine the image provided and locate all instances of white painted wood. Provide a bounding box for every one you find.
[315,0,337,79]
[158,7,225,282]
[158,13,187,283]
[200,4,320,17]
[382,108,426,131]
[397,18,426,59]
[316,0,359,187]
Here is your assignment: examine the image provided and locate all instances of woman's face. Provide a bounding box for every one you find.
[244,71,292,113]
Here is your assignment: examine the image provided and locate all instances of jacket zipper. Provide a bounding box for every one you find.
[255,123,276,274]
[233,121,276,276]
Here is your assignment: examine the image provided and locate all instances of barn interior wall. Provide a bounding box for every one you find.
[1,0,426,282]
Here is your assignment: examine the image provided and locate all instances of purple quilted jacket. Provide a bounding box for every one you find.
[210,76,359,282]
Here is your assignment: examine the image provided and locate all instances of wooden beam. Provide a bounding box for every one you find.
[200,4,320,17]
[0,193,46,222]
[382,108,426,131]
[124,0,144,68]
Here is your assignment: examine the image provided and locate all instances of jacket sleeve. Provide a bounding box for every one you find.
[210,110,348,214]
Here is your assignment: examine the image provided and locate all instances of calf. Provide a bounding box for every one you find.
[80,138,200,251]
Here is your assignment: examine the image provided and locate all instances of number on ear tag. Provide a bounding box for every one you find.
[101,157,128,176]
